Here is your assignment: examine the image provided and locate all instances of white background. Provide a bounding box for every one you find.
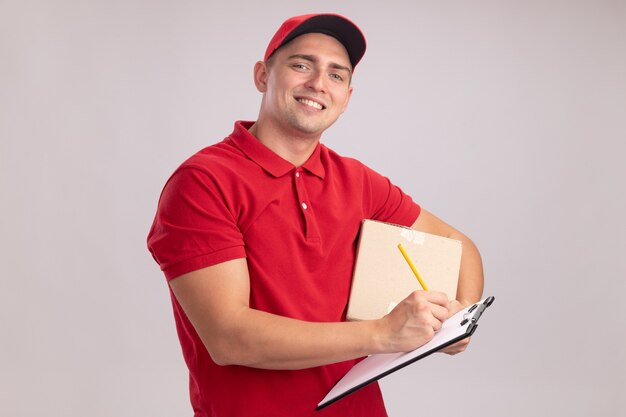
[1,1,625,416]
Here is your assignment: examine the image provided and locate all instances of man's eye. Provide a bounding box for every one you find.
[330,73,344,82]
[292,64,308,70]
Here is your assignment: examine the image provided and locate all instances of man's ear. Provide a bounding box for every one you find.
[341,86,354,114]
[253,61,269,93]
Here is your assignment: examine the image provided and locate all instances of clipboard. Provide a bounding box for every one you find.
[317,296,495,411]
[347,220,462,321]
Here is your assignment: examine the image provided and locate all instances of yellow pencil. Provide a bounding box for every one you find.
[397,243,429,291]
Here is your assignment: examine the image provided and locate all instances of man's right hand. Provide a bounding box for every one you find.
[376,291,450,353]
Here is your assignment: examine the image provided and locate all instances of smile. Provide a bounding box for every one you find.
[297,98,325,110]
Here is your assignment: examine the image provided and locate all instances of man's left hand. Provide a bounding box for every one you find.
[438,300,471,355]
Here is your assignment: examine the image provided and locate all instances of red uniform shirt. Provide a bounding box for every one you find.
[148,121,420,416]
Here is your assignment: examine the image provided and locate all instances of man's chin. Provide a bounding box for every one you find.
[288,117,337,137]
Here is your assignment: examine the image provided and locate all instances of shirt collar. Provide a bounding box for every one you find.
[300,144,325,179]
[229,121,326,179]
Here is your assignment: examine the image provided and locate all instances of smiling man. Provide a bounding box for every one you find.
[250,32,353,152]
[147,13,483,417]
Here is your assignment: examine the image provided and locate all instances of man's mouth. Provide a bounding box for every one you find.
[296,98,325,110]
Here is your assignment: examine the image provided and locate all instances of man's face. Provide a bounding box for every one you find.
[257,32,353,138]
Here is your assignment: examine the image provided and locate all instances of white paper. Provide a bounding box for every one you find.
[318,298,492,409]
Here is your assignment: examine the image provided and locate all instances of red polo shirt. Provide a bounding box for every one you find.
[147,121,420,417]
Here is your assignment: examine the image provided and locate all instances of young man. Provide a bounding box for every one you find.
[148,13,483,417]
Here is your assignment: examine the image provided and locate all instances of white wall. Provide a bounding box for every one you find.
[1,1,624,416]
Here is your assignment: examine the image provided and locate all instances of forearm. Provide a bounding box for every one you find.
[454,236,484,306]
[208,291,450,370]
[211,307,382,370]
[171,261,384,370]
[411,209,484,307]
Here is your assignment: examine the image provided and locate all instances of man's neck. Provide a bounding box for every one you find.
[248,121,320,167]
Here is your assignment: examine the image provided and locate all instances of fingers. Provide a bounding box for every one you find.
[400,290,450,333]
[440,337,471,355]
[406,290,450,321]
[420,290,450,307]
[429,303,450,325]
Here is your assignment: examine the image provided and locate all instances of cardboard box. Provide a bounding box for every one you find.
[346,220,462,321]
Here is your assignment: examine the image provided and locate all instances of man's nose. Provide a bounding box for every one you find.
[304,70,326,93]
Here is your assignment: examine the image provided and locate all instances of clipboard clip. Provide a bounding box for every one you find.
[460,296,495,326]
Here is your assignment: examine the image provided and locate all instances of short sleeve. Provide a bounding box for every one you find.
[147,167,246,280]
[362,164,421,227]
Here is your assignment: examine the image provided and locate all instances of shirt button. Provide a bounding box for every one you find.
[302,202,308,210]
[295,171,300,178]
